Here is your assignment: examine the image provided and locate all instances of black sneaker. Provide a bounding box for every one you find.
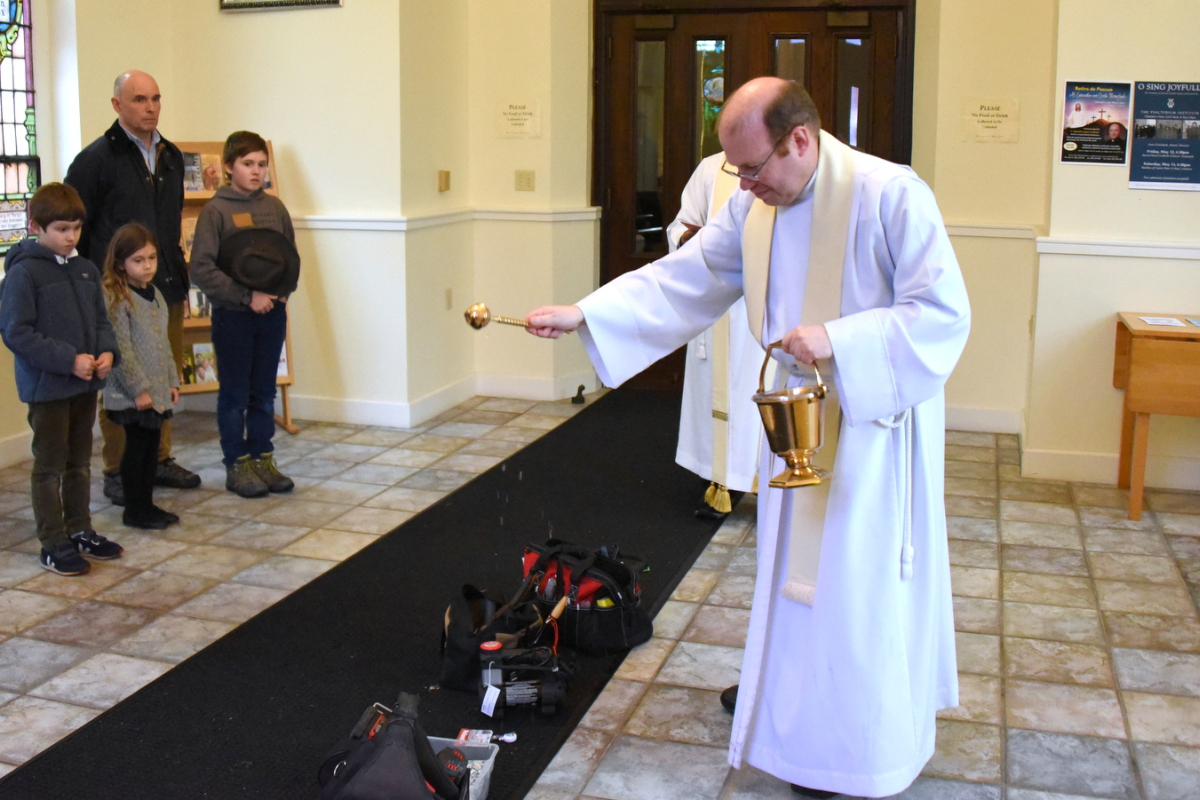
[151,505,180,525]
[102,472,126,507]
[123,509,169,530]
[155,458,201,489]
[70,529,124,560]
[41,540,91,575]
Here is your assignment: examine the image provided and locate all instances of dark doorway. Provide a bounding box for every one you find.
[594,1,915,389]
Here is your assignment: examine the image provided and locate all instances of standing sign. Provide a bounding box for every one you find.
[1130,82,1200,190]
[1060,81,1132,165]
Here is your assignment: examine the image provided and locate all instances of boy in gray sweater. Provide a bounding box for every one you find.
[189,131,298,498]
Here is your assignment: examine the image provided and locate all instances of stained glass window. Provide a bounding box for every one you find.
[0,0,36,252]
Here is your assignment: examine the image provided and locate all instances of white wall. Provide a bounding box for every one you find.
[912,0,1056,435]
[1023,0,1200,489]
[7,0,1198,494]
[466,1,597,399]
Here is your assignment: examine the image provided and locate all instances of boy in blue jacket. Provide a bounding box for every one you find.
[0,183,125,575]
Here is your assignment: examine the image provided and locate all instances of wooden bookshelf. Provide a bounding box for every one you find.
[177,140,298,434]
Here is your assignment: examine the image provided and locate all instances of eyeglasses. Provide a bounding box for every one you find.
[720,130,791,182]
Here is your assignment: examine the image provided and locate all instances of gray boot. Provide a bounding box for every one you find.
[226,455,269,498]
[252,454,294,493]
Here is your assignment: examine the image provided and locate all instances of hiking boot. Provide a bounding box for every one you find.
[70,529,124,560]
[226,455,269,498]
[155,458,201,489]
[102,472,126,507]
[41,540,91,575]
[251,454,294,493]
[123,508,169,530]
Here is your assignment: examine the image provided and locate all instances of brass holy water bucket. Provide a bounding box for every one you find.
[752,342,828,488]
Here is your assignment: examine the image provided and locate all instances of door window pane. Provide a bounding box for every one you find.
[694,38,725,162]
[773,37,807,87]
[835,36,872,149]
[635,39,666,253]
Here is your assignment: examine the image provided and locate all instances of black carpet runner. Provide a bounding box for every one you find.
[0,387,729,799]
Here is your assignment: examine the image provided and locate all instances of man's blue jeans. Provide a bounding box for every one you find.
[211,303,287,466]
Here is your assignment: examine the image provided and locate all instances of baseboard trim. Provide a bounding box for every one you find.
[178,373,600,432]
[475,371,600,402]
[945,405,1022,435]
[284,375,477,430]
[0,429,32,470]
[1022,447,1200,491]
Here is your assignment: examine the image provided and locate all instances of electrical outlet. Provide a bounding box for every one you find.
[437,170,451,192]
[515,170,536,192]
[445,288,453,310]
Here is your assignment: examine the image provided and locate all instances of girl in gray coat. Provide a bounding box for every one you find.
[102,224,181,530]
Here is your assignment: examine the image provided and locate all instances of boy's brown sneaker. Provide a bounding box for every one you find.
[226,455,269,498]
[252,454,294,493]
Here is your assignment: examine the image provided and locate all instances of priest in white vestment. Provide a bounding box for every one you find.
[668,152,764,517]
[527,77,970,798]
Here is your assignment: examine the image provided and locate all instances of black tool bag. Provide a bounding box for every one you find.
[317,693,469,800]
[440,583,544,691]
[521,539,653,654]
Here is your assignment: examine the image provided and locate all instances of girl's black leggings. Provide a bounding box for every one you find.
[121,423,161,514]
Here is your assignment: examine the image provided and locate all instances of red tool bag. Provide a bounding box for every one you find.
[521,539,653,654]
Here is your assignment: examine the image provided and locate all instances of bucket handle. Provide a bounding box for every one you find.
[759,340,824,394]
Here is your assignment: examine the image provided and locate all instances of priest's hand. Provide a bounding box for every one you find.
[782,324,832,365]
[526,305,584,339]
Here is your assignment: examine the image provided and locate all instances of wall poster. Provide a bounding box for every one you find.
[1130,81,1200,190]
[1060,81,1132,165]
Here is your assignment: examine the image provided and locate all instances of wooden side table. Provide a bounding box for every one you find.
[1113,312,1200,519]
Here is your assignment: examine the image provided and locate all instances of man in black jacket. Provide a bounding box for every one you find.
[65,70,201,502]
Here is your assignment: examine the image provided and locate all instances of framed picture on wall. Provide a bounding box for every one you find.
[220,0,341,11]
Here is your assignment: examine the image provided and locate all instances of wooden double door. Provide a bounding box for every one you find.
[594,2,914,389]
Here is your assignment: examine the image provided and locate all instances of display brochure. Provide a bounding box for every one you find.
[1060,81,1132,165]
[182,152,203,192]
[180,351,196,385]
[277,343,288,378]
[181,216,198,263]
[1129,82,1200,190]
[1139,316,1186,326]
[186,287,211,319]
[192,343,218,383]
[200,154,223,190]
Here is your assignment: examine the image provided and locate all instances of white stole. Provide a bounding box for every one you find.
[741,130,858,605]
[707,167,742,489]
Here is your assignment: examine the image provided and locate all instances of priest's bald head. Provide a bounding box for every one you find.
[718,77,821,206]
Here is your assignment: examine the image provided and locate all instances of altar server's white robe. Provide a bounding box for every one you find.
[667,153,763,491]
[577,149,970,797]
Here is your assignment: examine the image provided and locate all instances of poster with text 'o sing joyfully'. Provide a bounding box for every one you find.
[1130,81,1200,190]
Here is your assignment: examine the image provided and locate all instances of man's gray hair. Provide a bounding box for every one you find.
[113,73,128,98]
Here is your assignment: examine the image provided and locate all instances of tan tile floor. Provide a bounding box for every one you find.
[0,413,1199,799]
[525,431,1200,800]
